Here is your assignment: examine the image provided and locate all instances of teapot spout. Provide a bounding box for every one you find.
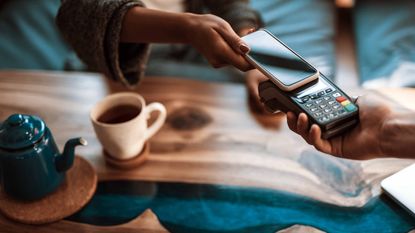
[56,138,87,172]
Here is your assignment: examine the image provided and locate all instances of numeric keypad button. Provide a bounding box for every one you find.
[318,116,330,122]
[310,94,319,99]
[301,96,310,103]
[305,103,314,108]
[332,104,341,110]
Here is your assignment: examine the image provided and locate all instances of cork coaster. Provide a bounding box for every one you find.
[104,142,150,170]
[0,156,97,225]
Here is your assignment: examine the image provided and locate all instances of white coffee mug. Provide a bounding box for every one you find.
[90,92,167,160]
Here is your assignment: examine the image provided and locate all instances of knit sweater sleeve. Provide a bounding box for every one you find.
[56,0,150,86]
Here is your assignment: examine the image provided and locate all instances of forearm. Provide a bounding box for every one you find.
[121,5,252,72]
[120,7,193,44]
[380,112,415,158]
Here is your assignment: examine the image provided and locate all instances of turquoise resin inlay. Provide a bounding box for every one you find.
[68,181,415,233]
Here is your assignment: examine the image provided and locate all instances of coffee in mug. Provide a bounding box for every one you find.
[90,92,167,160]
[97,104,141,124]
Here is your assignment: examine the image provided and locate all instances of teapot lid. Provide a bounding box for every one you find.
[0,114,45,150]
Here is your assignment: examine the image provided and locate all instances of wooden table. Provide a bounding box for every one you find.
[0,71,414,233]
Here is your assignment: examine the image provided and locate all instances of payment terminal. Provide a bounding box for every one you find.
[242,29,359,139]
[258,75,359,139]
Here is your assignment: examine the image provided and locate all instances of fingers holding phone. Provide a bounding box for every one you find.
[186,14,254,72]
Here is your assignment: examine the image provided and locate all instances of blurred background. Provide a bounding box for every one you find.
[1,0,414,89]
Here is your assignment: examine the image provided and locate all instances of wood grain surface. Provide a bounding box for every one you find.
[0,71,414,232]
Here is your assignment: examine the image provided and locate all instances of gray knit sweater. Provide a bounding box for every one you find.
[56,0,261,86]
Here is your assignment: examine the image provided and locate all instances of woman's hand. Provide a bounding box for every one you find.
[184,14,254,71]
[121,7,254,72]
[286,93,395,160]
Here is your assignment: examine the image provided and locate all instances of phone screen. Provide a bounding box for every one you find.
[242,30,318,86]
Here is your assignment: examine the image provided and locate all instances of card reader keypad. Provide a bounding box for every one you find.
[299,89,357,123]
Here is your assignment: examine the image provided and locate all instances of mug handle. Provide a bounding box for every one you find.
[144,102,167,140]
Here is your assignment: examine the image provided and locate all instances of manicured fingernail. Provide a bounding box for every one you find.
[239,44,250,53]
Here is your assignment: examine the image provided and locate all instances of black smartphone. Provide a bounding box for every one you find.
[242,29,320,91]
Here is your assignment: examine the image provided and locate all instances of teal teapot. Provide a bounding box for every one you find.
[0,114,87,200]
